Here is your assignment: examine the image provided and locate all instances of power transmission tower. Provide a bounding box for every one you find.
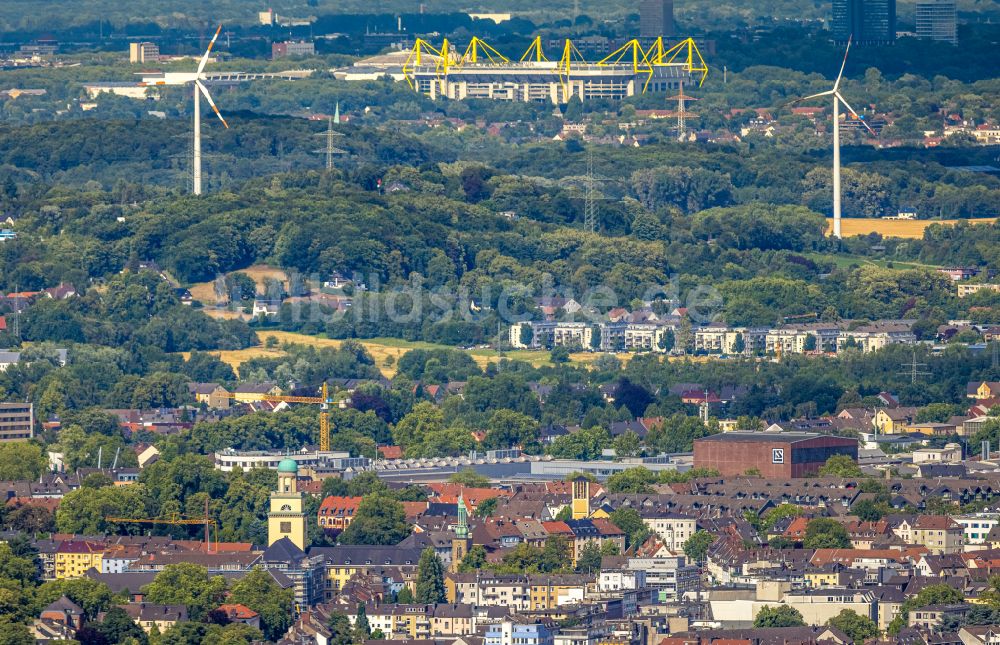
[582,150,616,233]
[898,347,930,384]
[171,132,220,192]
[666,81,699,142]
[584,150,597,233]
[314,105,346,171]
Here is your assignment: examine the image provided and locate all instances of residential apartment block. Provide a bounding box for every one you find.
[0,401,33,441]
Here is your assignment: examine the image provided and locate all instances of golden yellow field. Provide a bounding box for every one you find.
[828,217,996,239]
[186,330,652,378]
[187,265,290,305]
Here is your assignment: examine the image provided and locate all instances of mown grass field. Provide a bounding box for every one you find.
[802,252,941,272]
[828,217,997,239]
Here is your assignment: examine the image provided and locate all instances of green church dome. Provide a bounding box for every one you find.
[277,458,298,474]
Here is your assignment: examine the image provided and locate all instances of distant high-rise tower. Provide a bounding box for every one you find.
[129,42,160,64]
[916,0,957,44]
[640,0,675,38]
[832,0,896,45]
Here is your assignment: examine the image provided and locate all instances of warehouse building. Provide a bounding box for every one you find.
[693,431,858,478]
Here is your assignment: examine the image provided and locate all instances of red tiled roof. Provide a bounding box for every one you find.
[298,480,323,495]
[318,496,363,517]
[378,445,403,459]
[426,484,512,507]
[541,521,573,536]
[915,515,960,530]
[541,480,604,496]
[5,497,60,512]
[783,517,810,539]
[402,501,429,519]
[173,540,254,553]
[218,603,258,620]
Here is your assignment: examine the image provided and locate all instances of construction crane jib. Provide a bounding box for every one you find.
[227,382,336,451]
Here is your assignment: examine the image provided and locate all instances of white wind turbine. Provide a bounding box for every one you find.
[790,37,876,239]
[141,25,228,195]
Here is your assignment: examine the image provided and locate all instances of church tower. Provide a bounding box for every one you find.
[268,458,307,551]
[451,493,472,572]
[571,475,590,520]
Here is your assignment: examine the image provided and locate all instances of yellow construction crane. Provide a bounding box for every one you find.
[106,511,218,553]
[229,382,335,451]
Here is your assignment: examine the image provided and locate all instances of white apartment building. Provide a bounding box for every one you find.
[955,514,1000,545]
[599,569,646,592]
[626,555,698,599]
[640,514,698,551]
[695,325,749,355]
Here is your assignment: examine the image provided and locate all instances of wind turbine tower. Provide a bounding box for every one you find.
[789,37,875,239]
[140,25,229,195]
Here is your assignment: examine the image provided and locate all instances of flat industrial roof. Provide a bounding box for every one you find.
[696,432,857,444]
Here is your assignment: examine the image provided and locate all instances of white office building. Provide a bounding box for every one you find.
[916,0,957,44]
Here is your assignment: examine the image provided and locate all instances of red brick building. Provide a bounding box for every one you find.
[693,432,858,478]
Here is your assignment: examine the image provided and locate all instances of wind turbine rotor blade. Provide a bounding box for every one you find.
[196,80,228,129]
[785,89,835,107]
[834,36,851,91]
[835,92,877,136]
[197,24,223,75]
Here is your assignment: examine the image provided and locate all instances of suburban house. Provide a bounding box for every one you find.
[118,603,189,634]
[252,299,281,318]
[0,351,20,372]
[187,382,232,409]
[874,407,918,434]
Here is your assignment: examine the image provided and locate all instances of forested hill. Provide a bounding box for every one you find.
[2,0,998,32]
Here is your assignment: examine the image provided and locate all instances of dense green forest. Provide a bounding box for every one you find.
[1,0,998,31]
